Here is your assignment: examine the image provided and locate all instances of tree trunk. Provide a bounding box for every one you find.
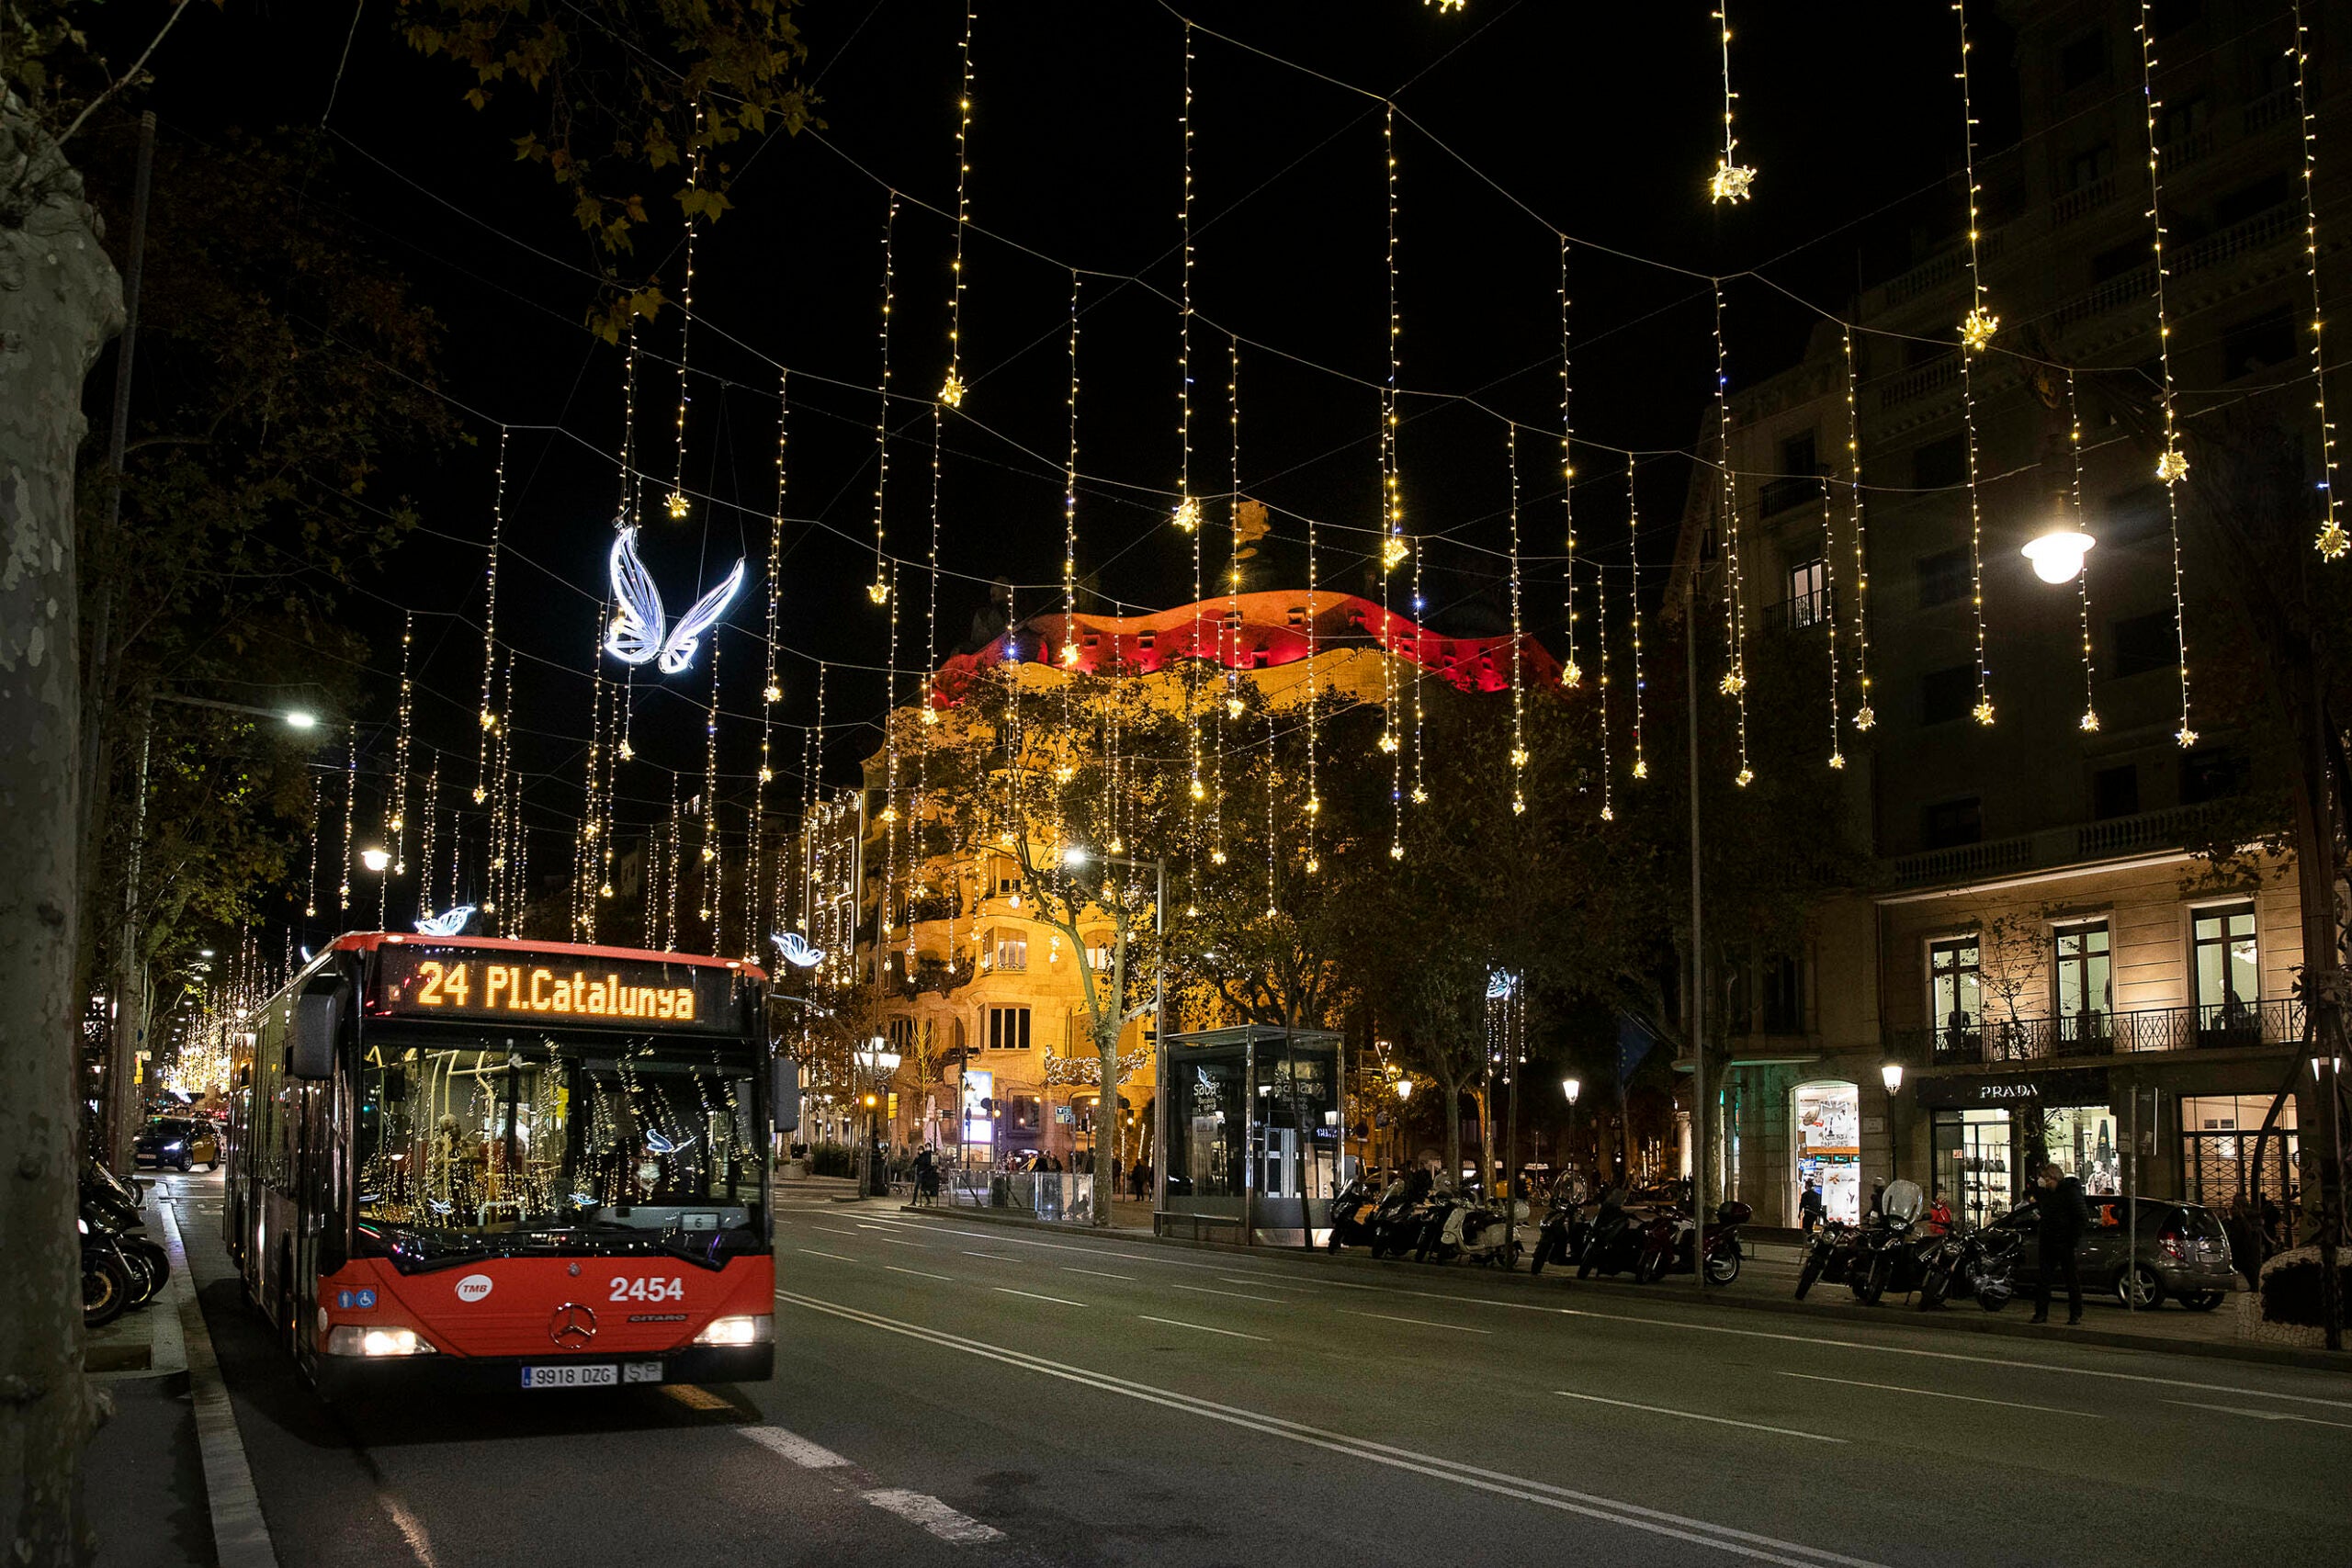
[1,97,127,1568]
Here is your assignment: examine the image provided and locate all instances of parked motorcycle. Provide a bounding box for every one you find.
[1846,1179,1930,1305]
[1528,1180,1594,1278]
[1327,1174,1383,1251]
[1793,1220,1860,1300]
[1634,1200,1751,1285]
[78,1162,168,1322]
[1367,1176,1437,1259]
[1577,1195,1646,1279]
[1917,1224,2021,1312]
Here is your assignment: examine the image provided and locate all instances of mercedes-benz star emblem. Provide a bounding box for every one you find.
[549,1303,598,1349]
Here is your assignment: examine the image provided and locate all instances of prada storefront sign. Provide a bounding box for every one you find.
[1913,1066,2110,1110]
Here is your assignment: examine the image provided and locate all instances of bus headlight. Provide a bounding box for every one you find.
[692,1314,773,1347]
[324,1325,436,1357]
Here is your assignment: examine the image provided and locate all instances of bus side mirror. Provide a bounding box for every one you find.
[772,1056,801,1133]
[289,987,339,1080]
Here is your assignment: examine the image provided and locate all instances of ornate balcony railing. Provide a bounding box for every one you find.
[1889,802,2211,887]
[1889,998,2301,1068]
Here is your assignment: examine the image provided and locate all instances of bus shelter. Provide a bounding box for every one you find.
[1154,1025,1343,1247]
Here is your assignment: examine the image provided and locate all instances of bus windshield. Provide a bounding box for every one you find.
[354,1031,764,1258]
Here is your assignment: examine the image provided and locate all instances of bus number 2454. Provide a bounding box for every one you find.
[609,1276,685,1303]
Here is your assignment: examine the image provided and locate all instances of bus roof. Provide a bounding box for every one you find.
[328,931,768,984]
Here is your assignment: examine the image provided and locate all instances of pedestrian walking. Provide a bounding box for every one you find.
[2025,1161,2089,1325]
[1867,1177,1886,1217]
[1798,1179,1824,1238]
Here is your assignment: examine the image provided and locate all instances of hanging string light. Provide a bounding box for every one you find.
[1707,6,1755,202]
[1059,272,1082,676]
[1625,454,1647,782]
[339,739,356,916]
[665,768,683,953]
[1558,236,1580,688]
[1952,1,1996,728]
[1379,104,1407,574]
[417,756,439,922]
[940,0,977,411]
[2286,3,2343,556]
[1410,536,1427,806]
[2064,369,2100,732]
[1840,326,1875,730]
[870,193,899,605]
[2134,0,2196,748]
[476,428,507,805]
[1711,281,1752,786]
[1264,706,1279,919]
[1171,21,1201,536]
[305,773,322,919]
[666,110,703,519]
[1508,425,1526,818]
[1817,473,1846,770]
[1594,557,1613,824]
[1216,333,1240,867]
[390,612,413,874]
[701,641,722,935]
[1303,501,1320,878]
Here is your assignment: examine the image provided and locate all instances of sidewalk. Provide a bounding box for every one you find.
[904,1202,2352,1373]
[83,1178,207,1568]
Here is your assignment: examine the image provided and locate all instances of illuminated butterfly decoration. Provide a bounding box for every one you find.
[415,905,477,938]
[604,525,747,675]
[1485,971,1521,1000]
[769,931,826,969]
[644,1129,696,1156]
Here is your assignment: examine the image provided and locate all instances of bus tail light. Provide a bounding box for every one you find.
[693,1314,774,1347]
[325,1325,436,1358]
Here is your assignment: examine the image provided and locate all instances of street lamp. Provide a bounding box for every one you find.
[1881,1063,1905,1183]
[1563,1077,1581,1184]
[360,846,391,874]
[2021,525,2096,584]
[284,710,319,730]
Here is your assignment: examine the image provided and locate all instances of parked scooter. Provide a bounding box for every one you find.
[79,1162,169,1320]
[1327,1174,1384,1251]
[1577,1189,1645,1279]
[1422,1188,1527,1267]
[1793,1219,1860,1299]
[1528,1174,1593,1277]
[1634,1200,1752,1285]
[1368,1169,1437,1258]
[1917,1224,2021,1312]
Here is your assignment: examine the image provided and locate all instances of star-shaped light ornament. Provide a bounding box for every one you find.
[1226,696,1245,718]
[1973,699,1996,727]
[2318,521,2350,561]
[2156,448,2190,484]
[939,370,966,410]
[665,491,691,519]
[1852,705,1875,731]
[1633,758,1650,780]
[1735,767,1754,788]
[1600,805,1615,822]
[1560,661,1583,689]
[1172,496,1201,534]
[1510,795,1526,817]
[2080,709,2101,733]
[1828,751,1847,771]
[1718,671,1746,696]
[1709,160,1758,204]
[2176,724,2199,749]
[1377,732,1399,754]
[618,738,635,761]
[1510,747,1530,769]
[763,682,782,705]
[1959,307,1999,354]
[1389,843,1404,861]
[867,579,891,604]
[1381,536,1408,571]
[1411,785,1429,805]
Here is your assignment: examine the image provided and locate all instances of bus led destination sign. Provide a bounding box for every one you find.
[370,945,741,1033]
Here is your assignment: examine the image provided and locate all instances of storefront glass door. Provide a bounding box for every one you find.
[1792,1082,1860,1224]
[1935,1108,2014,1228]
[2180,1093,2298,1205]
[2041,1103,2122,1195]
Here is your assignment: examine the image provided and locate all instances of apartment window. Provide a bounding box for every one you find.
[1759,954,1804,1036]
[1929,938,1983,1032]
[1086,943,1115,972]
[2181,748,2246,805]
[1917,547,1969,608]
[1912,434,1966,490]
[1007,1094,1041,1135]
[1760,433,1819,515]
[991,931,1028,972]
[2064,143,2113,192]
[887,1016,919,1054]
[987,1006,1033,1052]
[2222,308,2295,380]
[1922,796,1983,850]
[2190,904,2257,1020]
[1787,558,1827,628]
[1921,666,1975,727]
[2109,608,2177,680]
[2052,922,2112,1035]
[2092,763,2140,820]
[2157,97,2207,148]
[994,868,1022,897]
[2059,30,2106,91]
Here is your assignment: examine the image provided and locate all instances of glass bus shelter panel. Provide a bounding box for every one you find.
[1166,1047,1248,1209]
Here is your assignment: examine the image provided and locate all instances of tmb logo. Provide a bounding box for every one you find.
[456,1274,494,1303]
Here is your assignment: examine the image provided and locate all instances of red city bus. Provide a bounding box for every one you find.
[228,932,788,1398]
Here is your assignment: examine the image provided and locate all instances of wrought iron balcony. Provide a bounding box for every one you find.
[1889,998,2301,1068]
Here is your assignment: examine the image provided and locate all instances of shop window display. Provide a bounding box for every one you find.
[1792,1081,1860,1224]
[2041,1104,2121,1195]
[2180,1092,2298,1205]
[1935,1107,2014,1229]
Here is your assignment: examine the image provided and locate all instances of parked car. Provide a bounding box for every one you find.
[1989,1194,2234,1309]
[132,1116,219,1172]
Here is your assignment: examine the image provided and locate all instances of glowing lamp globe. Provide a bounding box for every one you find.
[360,847,391,874]
[2021,527,2095,585]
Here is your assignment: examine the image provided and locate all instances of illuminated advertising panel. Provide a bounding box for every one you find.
[961,1069,995,1150]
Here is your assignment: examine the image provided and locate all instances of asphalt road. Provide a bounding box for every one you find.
[171,1171,2352,1568]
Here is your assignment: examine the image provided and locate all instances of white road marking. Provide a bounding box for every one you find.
[1778,1371,2103,1418]
[887,1266,957,1282]
[797,1248,856,1264]
[1064,1268,1137,1281]
[741,1426,852,1468]
[1339,1308,1491,1335]
[780,1291,1880,1568]
[2168,1400,2352,1430]
[996,1287,1088,1307]
[811,1225,862,1236]
[961,1250,1015,1261]
[874,1236,933,1248]
[1169,1281,1285,1304]
[1137,1314,1270,1342]
[860,1488,1005,1544]
[1220,1276,1314,1292]
[1558,1392,1847,1444]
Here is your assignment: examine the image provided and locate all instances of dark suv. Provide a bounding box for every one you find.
[1991,1195,2234,1310]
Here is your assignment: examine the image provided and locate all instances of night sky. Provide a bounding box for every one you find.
[120,0,2001,929]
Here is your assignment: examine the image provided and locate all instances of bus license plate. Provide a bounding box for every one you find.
[522,1364,617,1389]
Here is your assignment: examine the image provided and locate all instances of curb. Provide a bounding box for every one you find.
[157,1194,279,1568]
[896,1204,2352,1374]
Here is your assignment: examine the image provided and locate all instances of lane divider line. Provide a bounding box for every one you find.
[2167,1399,2352,1429]
[995,1288,1087,1308]
[797,1248,857,1263]
[1557,1391,1846,1443]
[740,1426,852,1469]
[1168,1282,1285,1305]
[887,1266,957,1282]
[1063,1268,1137,1281]
[861,1487,1007,1544]
[1338,1308,1491,1335]
[1137,1314,1271,1342]
[778,1290,1881,1568]
[1778,1371,2105,1419]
